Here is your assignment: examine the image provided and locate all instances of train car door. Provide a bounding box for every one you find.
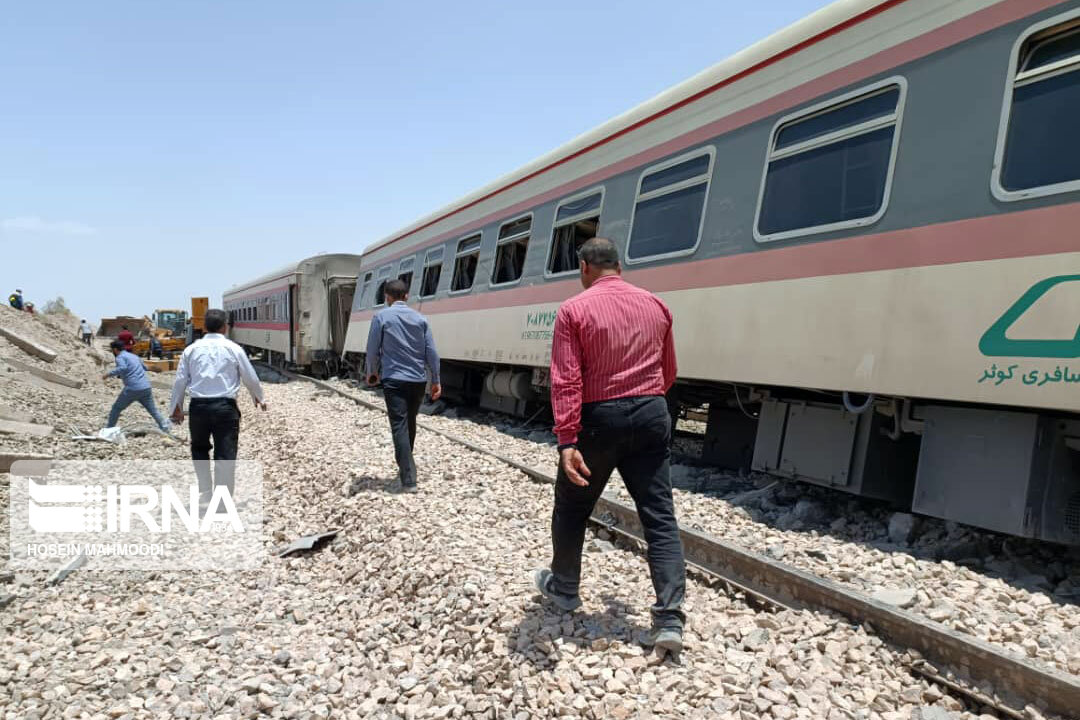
[289,283,298,364]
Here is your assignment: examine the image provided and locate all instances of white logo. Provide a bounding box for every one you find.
[27,479,243,534]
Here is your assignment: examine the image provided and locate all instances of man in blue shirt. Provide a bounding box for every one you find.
[365,279,442,492]
[103,340,170,431]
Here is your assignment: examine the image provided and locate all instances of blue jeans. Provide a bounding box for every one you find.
[107,387,168,430]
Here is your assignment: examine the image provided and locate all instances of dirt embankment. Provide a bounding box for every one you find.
[0,304,179,461]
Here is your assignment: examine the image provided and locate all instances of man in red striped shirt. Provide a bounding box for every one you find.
[533,237,686,657]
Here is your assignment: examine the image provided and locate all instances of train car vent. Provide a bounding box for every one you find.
[1066,492,1080,538]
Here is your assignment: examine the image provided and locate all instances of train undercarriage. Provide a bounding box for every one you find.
[343,352,1080,545]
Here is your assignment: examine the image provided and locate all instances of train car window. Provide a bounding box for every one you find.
[374,265,392,306]
[359,272,373,308]
[451,234,482,292]
[994,16,1080,198]
[755,79,905,242]
[419,247,444,298]
[491,215,531,285]
[627,149,714,261]
[547,189,603,275]
[397,257,415,293]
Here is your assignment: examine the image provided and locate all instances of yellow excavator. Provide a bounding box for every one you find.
[128,298,209,359]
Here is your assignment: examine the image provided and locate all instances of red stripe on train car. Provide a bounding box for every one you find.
[350,203,1080,321]
[231,322,290,330]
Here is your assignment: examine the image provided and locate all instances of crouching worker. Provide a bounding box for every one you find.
[104,340,170,431]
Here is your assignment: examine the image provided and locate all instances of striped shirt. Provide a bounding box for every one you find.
[550,274,677,446]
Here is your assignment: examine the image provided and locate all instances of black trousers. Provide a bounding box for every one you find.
[382,379,427,485]
[189,397,241,500]
[550,395,687,630]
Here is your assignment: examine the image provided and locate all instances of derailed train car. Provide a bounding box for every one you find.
[344,0,1080,543]
[224,253,360,377]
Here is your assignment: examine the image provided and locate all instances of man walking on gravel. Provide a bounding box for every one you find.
[534,237,687,657]
[365,279,442,493]
[168,309,266,504]
[79,319,93,346]
[104,340,170,432]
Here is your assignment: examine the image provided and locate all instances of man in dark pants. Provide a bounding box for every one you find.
[365,279,442,492]
[168,309,266,505]
[534,237,687,657]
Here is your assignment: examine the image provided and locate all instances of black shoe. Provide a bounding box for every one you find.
[532,569,582,611]
[401,483,418,494]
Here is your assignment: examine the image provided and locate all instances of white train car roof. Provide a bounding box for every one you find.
[224,253,362,298]
[358,0,970,264]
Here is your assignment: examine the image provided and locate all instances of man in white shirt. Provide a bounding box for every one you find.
[169,309,266,503]
[78,319,93,346]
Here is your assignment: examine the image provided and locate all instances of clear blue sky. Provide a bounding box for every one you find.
[0,0,828,325]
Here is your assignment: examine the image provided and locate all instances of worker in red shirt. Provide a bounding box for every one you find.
[533,237,686,657]
[117,326,135,351]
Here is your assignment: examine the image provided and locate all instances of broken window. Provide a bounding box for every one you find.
[397,257,415,294]
[548,190,602,275]
[419,247,443,298]
[491,215,531,285]
[359,272,373,308]
[451,234,482,292]
[374,265,392,306]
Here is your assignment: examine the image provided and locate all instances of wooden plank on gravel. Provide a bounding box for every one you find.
[0,326,58,362]
[2,356,84,389]
[0,404,34,423]
[0,419,53,437]
[0,452,52,473]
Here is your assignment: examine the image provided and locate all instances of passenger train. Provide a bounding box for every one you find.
[224,253,360,377]
[339,0,1080,543]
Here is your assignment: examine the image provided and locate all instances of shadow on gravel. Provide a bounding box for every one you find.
[507,594,650,668]
[338,384,1080,638]
[342,473,403,497]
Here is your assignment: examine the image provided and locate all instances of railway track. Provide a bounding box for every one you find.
[268,366,1080,719]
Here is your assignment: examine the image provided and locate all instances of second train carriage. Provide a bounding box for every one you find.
[224,253,360,377]
[343,0,1080,543]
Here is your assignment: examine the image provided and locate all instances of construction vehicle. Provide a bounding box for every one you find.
[151,308,188,336]
[96,316,152,339]
[185,297,208,344]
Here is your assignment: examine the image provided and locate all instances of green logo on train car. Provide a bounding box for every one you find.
[979,275,1080,359]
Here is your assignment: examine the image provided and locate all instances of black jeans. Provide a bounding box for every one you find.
[189,397,241,500]
[382,379,427,486]
[550,395,686,630]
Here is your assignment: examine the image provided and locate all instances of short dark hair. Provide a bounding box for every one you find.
[205,309,228,333]
[384,279,408,301]
[578,237,620,269]
[109,340,125,351]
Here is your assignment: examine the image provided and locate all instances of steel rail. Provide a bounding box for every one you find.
[272,368,1079,719]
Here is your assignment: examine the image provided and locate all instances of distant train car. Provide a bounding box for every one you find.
[225,253,360,377]
[344,0,1080,543]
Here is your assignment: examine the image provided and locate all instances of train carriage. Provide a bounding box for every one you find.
[344,0,1080,542]
[224,253,360,377]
